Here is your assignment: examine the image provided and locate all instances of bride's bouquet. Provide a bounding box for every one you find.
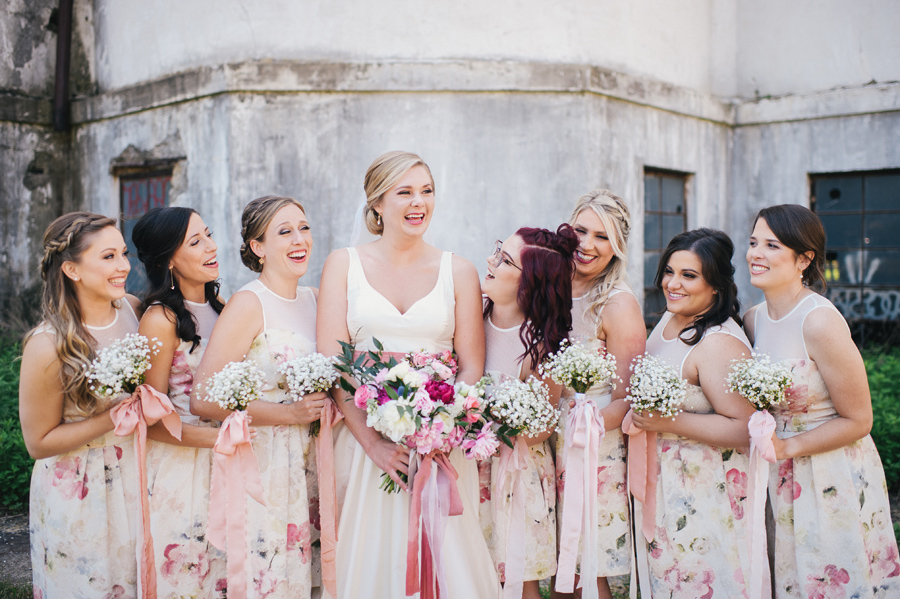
[625,353,686,419]
[335,339,469,493]
[539,338,618,395]
[279,352,340,436]
[726,353,793,411]
[86,333,162,397]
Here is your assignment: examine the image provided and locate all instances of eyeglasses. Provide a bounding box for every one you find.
[490,240,522,271]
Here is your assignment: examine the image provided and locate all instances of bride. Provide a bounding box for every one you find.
[317,151,499,597]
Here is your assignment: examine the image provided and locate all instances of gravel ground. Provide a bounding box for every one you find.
[0,514,29,586]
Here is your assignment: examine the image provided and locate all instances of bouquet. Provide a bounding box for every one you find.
[335,339,468,493]
[279,352,340,436]
[540,339,618,394]
[726,353,793,411]
[203,360,266,411]
[86,333,162,397]
[625,353,686,419]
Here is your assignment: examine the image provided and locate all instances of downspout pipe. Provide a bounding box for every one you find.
[53,0,74,131]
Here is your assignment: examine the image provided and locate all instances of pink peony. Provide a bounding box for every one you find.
[354,384,375,409]
[413,388,436,415]
[425,380,454,404]
[412,352,430,367]
[411,421,445,455]
[431,360,453,380]
[462,423,500,461]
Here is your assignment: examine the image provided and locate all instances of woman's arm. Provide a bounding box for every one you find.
[19,334,115,459]
[316,249,409,490]
[772,307,872,460]
[598,293,647,430]
[451,255,486,385]
[631,333,755,450]
[190,291,324,427]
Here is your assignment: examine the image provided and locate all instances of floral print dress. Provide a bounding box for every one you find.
[30,303,141,599]
[644,313,753,598]
[238,280,319,598]
[752,294,900,598]
[145,300,225,598]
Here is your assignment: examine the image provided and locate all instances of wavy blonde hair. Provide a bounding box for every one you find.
[239,195,306,272]
[25,212,119,416]
[363,151,434,235]
[568,189,632,336]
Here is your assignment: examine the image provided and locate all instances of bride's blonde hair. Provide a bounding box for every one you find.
[25,212,119,416]
[363,151,434,235]
[568,190,631,336]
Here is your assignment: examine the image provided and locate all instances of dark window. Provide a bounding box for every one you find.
[119,169,172,295]
[644,170,688,327]
[812,170,900,345]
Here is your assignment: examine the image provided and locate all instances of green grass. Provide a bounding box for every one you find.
[0,342,31,514]
[0,581,31,599]
[863,347,900,494]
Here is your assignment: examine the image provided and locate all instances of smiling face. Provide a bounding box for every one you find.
[483,233,524,306]
[376,165,434,237]
[250,204,313,280]
[170,213,218,288]
[661,250,716,320]
[571,207,616,281]
[747,217,810,292]
[63,226,131,303]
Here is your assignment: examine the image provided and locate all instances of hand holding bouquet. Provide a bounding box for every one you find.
[726,353,792,411]
[86,333,162,397]
[279,352,340,435]
[625,353,686,419]
[539,339,618,394]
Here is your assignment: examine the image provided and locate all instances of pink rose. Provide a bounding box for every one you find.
[354,385,375,409]
[431,360,453,380]
[412,352,430,367]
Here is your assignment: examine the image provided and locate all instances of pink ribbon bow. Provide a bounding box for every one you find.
[555,392,605,598]
[110,384,183,599]
[747,410,777,599]
[622,408,658,543]
[316,397,344,599]
[208,410,266,599]
[406,450,464,599]
[495,436,532,599]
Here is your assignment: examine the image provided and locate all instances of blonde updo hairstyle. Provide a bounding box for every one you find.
[25,211,120,416]
[568,189,632,335]
[363,151,434,236]
[240,195,306,272]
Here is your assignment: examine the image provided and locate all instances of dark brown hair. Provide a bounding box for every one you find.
[753,204,826,292]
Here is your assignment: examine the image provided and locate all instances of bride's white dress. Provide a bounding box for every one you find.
[331,247,499,598]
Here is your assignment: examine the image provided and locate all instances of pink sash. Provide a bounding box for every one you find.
[317,397,344,599]
[621,409,658,543]
[495,436,531,599]
[207,410,266,599]
[747,411,776,599]
[110,384,182,599]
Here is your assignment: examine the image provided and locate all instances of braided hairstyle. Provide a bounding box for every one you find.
[26,212,119,416]
[485,224,580,367]
[239,196,306,272]
[132,207,224,353]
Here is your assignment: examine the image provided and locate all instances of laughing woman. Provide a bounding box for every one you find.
[631,228,754,598]
[132,207,226,597]
[191,196,326,598]
[20,213,142,598]
[743,205,900,598]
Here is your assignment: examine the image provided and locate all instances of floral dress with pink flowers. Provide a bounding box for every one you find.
[29,303,141,599]
[145,300,226,598]
[644,312,753,598]
[752,294,900,598]
[237,280,319,598]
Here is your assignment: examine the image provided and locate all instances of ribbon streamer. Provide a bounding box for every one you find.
[208,410,267,599]
[747,410,776,599]
[406,450,463,599]
[621,409,658,543]
[555,392,605,598]
[494,436,531,599]
[110,384,183,599]
[316,397,344,599]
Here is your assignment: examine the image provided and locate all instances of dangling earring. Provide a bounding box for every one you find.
[375,212,382,227]
[169,265,175,290]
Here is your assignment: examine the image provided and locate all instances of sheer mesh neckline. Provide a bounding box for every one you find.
[487,316,521,333]
[85,307,120,331]
[257,280,302,302]
[761,291,817,323]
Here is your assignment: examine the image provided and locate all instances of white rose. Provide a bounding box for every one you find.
[379,403,416,442]
[386,361,411,382]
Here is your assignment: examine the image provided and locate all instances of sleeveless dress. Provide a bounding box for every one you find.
[752,293,900,598]
[239,279,318,598]
[331,247,499,598]
[479,317,557,583]
[29,302,141,599]
[145,300,226,598]
[643,312,753,598]
[554,287,633,576]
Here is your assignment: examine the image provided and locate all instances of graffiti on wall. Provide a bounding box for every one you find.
[827,287,900,320]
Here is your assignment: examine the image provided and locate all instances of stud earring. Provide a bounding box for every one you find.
[260,257,265,265]
[169,265,176,290]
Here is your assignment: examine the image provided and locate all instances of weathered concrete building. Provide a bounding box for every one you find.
[3,0,899,334]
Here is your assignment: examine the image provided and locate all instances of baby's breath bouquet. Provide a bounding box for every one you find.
[484,375,560,447]
[540,339,618,394]
[86,333,162,397]
[279,352,340,435]
[203,361,265,411]
[625,353,686,419]
[727,353,793,411]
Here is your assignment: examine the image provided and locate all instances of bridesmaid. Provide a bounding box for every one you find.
[554,190,645,599]
[631,228,754,598]
[191,196,326,598]
[20,212,142,597]
[743,205,900,598]
[132,207,226,597]
[481,225,578,598]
